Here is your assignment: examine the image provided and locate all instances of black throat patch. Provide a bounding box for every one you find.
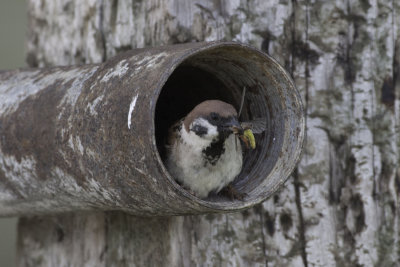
[202,137,226,166]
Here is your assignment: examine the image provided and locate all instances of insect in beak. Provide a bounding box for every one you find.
[239,129,256,149]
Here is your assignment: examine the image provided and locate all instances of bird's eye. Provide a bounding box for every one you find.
[210,113,219,121]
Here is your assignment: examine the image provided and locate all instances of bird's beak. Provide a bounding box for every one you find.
[225,117,243,135]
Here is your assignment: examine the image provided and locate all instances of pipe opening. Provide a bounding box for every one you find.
[155,45,300,205]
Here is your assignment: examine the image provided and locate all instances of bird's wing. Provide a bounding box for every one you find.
[240,118,266,134]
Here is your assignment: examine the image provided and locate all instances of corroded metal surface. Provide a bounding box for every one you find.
[0,42,304,216]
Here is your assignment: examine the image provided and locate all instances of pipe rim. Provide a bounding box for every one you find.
[150,41,305,212]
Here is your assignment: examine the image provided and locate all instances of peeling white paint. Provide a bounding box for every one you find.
[134,52,167,69]
[0,153,38,200]
[57,67,99,112]
[87,95,104,116]
[0,147,122,215]
[68,136,74,150]
[86,148,98,160]
[76,136,84,155]
[125,52,168,78]
[0,68,88,116]
[53,168,82,193]
[52,168,120,205]
[134,167,146,175]
[100,59,129,83]
[86,179,117,204]
[128,94,138,129]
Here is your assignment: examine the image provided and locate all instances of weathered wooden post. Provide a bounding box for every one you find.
[2,0,400,266]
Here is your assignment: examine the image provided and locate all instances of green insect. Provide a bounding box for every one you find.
[237,87,266,150]
[243,129,256,149]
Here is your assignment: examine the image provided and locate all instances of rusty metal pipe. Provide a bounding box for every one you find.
[0,42,305,216]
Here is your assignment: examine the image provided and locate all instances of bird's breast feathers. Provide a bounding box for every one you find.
[166,124,242,198]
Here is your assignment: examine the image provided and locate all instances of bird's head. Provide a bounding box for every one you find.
[183,100,243,142]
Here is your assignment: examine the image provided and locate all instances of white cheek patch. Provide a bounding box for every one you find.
[191,118,218,139]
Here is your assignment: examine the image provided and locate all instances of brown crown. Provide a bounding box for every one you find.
[183,100,237,132]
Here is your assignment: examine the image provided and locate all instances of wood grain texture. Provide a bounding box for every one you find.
[18,0,399,266]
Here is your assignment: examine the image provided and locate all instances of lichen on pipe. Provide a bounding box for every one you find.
[0,42,305,216]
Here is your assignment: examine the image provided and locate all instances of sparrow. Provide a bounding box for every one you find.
[165,100,244,199]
